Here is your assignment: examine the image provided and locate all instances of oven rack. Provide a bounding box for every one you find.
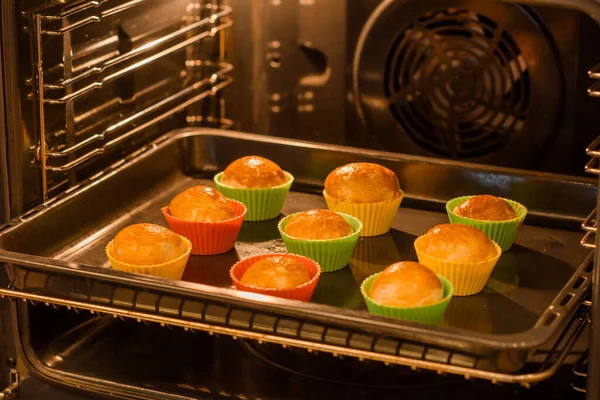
[584,130,600,398]
[572,349,589,393]
[23,0,232,199]
[43,63,233,173]
[0,260,590,388]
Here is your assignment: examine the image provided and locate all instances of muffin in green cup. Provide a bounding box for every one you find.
[213,156,294,221]
[446,195,527,251]
[278,210,362,273]
[361,262,453,325]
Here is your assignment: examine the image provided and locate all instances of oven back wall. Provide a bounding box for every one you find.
[228,0,599,176]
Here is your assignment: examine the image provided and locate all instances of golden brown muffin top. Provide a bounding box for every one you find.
[169,185,236,222]
[240,256,311,290]
[417,224,498,263]
[284,209,354,240]
[221,156,288,188]
[368,261,443,307]
[454,195,517,221]
[112,223,188,266]
[324,162,401,203]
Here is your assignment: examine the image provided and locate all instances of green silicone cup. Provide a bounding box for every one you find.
[214,171,294,221]
[446,196,527,251]
[278,212,362,273]
[361,273,454,325]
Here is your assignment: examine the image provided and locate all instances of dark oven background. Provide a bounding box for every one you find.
[229,0,600,177]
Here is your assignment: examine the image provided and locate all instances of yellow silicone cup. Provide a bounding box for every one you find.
[323,190,404,237]
[106,236,192,280]
[413,236,502,296]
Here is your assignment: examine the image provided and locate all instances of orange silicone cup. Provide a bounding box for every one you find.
[229,253,321,302]
[162,199,246,256]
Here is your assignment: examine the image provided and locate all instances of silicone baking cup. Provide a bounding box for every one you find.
[106,235,192,280]
[414,236,502,296]
[214,172,294,221]
[229,253,321,301]
[360,273,453,324]
[162,199,246,255]
[278,212,362,273]
[446,196,527,251]
[323,190,403,237]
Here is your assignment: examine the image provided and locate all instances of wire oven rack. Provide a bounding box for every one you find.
[580,101,600,397]
[22,0,233,200]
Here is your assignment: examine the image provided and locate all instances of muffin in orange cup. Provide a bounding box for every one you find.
[323,163,403,237]
[162,185,246,255]
[414,224,501,296]
[106,223,191,280]
[230,253,321,301]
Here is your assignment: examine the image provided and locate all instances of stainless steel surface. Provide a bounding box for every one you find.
[0,24,10,225]
[0,129,594,385]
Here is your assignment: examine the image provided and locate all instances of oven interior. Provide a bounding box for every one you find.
[0,0,598,399]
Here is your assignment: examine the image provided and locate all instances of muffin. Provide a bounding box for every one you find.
[169,185,236,222]
[323,163,404,236]
[278,210,362,273]
[240,256,311,290]
[361,261,453,324]
[283,209,354,240]
[106,223,191,280]
[446,195,527,251]
[368,261,444,307]
[221,156,288,188]
[162,185,246,255]
[230,253,321,301]
[214,156,294,221]
[453,195,517,221]
[414,224,502,296]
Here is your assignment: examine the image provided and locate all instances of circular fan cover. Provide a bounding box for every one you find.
[353,1,563,164]
[387,9,529,158]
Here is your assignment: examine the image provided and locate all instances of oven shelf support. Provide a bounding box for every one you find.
[0,368,20,400]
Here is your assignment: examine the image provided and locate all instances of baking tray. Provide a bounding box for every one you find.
[0,129,595,375]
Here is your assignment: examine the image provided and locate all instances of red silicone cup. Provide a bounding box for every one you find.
[229,253,321,302]
[161,199,246,256]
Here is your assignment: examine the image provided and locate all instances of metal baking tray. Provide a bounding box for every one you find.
[0,129,594,379]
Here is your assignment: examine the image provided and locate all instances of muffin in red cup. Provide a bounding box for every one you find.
[230,254,321,301]
[162,185,246,255]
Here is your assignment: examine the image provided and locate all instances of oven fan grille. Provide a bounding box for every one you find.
[385,9,531,158]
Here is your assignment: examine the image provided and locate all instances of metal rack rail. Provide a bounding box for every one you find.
[0,262,590,387]
[23,0,233,199]
[582,77,600,396]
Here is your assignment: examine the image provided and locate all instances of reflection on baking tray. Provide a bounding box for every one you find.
[349,231,404,284]
[182,250,241,288]
[237,217,283,242]
[311,267,364,310]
